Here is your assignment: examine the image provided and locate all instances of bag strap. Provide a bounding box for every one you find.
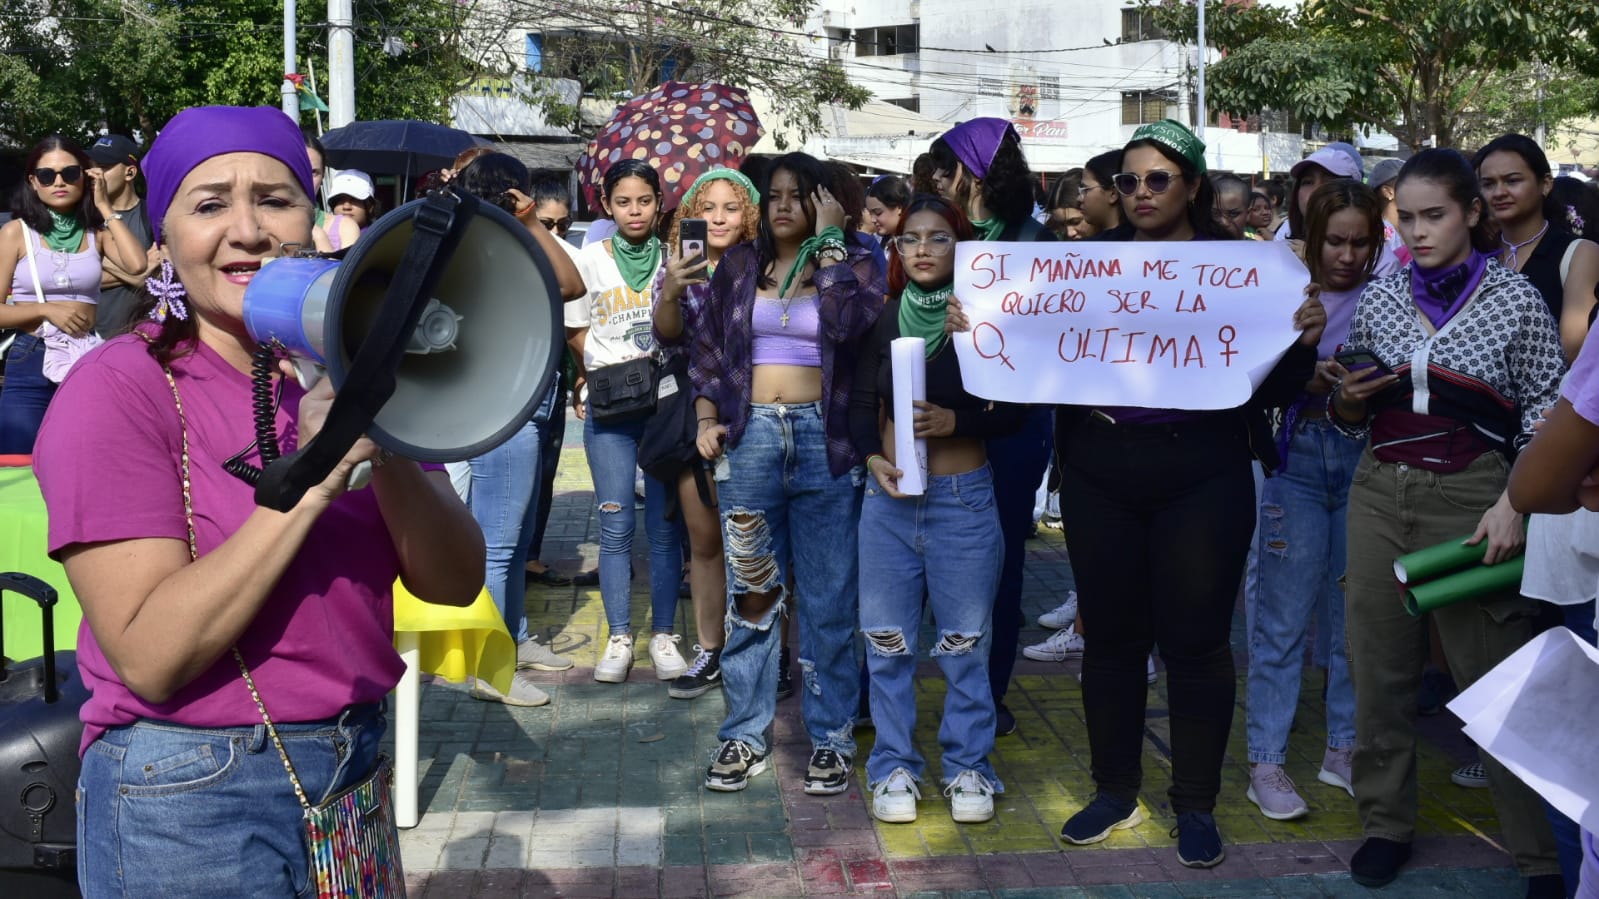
[22,226,46,304]
[148,338,316,813]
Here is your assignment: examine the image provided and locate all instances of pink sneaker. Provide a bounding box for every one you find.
[1318,746,1354,797]
[1246,763,1308,821]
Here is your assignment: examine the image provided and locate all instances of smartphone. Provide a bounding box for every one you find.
[1333,347,1394,378]
[679,218,708,279]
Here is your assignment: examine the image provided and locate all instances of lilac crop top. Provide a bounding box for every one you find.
[11,227,100,304]
[751,293,822,367]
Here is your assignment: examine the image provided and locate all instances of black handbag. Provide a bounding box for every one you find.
[638,352,713,514]
[587,355,658,423]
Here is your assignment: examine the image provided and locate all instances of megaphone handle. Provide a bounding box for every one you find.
[346,460,374,491]
[293,359,325,391]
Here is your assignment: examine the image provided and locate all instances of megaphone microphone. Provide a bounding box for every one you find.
[239,187,564,512]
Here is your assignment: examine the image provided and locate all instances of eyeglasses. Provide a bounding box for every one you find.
[33,166,83,186]
[1079,183,1108,199]
[892,232,957,256]
[538,217,572,234]
[1111,171,1178,196]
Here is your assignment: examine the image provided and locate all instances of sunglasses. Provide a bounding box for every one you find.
[892,232,957,256]
[538,217,572,234]
[1111,171,1178,196]
[33,166,83,186]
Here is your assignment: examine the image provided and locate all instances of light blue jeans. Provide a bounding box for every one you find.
[77,705,385,897]
[859,465,1004,789]
[716,402,863,757]
[1246,417,1363,763]
[469,416,543,643]
[584,405,683,634]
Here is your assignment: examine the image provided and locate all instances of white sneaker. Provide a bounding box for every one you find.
[594,633,634,683]
[648,633,688,680]
[470,672,550,707]
[1037,591,1079,629]
[1147,654,1159,685]
[1246,763,1309,821]
[1023,628,1085,661]
[872,767,921,823]
[945,769,996,823]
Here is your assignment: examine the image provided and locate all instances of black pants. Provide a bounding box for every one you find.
[987,407,1055,707]
[1058,413,1254,814]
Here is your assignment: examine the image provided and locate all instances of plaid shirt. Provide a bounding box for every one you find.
[690,238,886,476]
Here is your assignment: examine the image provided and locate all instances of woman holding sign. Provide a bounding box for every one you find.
[849,194,1027,825]
[1053,119,1323,869]
[1332,149,1565,893]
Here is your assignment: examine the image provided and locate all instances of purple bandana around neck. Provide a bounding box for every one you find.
[143,106,316,243]
[1410,250,1489,330]
[943,118,1019,180]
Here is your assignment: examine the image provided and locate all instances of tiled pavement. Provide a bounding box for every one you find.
[393,414,1528,897]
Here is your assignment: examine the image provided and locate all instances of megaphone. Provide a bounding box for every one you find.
[240,188,563,511]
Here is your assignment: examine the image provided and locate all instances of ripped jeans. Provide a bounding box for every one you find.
[1246,417,1362,764]
[859,465,1004,789]
[715,402,862,757]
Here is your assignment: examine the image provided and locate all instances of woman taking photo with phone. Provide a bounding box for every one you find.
[652,167,762,699]
[1332,148,1565,894]
[566,159,687,685]
[850,193,1025,825]
[1053,120,1323,868]
[690,152,884,794]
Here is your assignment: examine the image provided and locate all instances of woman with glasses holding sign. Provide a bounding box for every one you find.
[1053,120,1324,869]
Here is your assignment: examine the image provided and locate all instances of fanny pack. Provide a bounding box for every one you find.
[587,355,658,423]
[1371,409,1499,473]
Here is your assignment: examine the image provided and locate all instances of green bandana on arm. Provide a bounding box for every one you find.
[897,281,952,358]
[44,210,86,252]
[609,235,662,293]
[969,217,1006,242]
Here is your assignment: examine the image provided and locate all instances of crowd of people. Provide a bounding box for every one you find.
[5,102,1599,897]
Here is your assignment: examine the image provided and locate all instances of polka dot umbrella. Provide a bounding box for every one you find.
[577,81,765,211]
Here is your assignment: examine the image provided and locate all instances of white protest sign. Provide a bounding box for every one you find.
[952,240,1310,409]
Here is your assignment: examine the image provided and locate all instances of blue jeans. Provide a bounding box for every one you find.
[1246,417,1362,763]
[860,466,1004,788]
[0,333,55,454]
[716,402,862,756]
[469,415,546,643]
[77,705,385,898]
[584,405,683,634]
[986,407,1054,706]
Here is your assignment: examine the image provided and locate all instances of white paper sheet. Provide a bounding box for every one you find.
[891,337,928,496]
[1447,627,1599,832]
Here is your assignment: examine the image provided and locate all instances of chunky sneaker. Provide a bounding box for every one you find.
[705,739,768,792]
[668,645,722,699]
[470,671,550,707]
[776,645,795,701]
[945,769,997,823]
[1451,762,1488,788]
[516,638,573,672]
[803,748,853,795]
[871,767,920,823]
[1023,628,1085,661]
[1060,795,1142,844]
[594,633,634,683]
[1246,764,1309,820]
[1318,746,1355,797]
[1173,811,1225,868]
[1037,591,1079,629]
[648,633,688,680]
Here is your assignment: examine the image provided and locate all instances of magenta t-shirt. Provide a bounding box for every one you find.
[34,333,409,754]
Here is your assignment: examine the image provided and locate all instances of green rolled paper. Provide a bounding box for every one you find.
[1403,556,1525,616]
[1393,537,1486,585]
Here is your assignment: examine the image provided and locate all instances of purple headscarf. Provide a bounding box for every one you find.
[143,106,316,243]
[942,118,1020,181]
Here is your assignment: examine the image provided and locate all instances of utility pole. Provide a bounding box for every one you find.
[282,0,298,121]
[1195,0,1206,139]
[328,0,356,127]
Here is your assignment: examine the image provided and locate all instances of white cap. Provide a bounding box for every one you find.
[326,169,374,202]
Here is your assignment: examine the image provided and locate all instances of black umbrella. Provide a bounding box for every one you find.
[320,120,493,196]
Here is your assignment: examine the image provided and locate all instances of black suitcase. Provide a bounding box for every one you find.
[0,571,88,897]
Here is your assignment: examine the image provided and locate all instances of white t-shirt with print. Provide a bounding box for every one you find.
[565,239,659,370]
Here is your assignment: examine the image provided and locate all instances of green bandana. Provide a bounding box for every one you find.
[684,168,760,206]
[610,234,662,293]
[970,216,1006,242]
[778,225,847,298]
[898,280,952,358]
[1131,118,1207,174]
[44,210,85,253]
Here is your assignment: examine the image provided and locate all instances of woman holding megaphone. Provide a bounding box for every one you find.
[32,105,486,896]
[1330,148,1565,893]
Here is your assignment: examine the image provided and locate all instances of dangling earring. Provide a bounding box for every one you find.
[146,258,189,323]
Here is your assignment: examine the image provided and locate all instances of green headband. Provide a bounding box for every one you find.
[684,167,760,206]
[1130,119,1207,174]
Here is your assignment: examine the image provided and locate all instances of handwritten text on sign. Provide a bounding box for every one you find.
[952,240,1309,409]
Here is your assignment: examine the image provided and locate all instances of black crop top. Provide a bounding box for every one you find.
[848,297,1029,458]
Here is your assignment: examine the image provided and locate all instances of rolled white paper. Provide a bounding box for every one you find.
[891,336,928,496]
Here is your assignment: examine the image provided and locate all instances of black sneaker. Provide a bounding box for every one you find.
[803,748,853,795]
[1350,837,1411,887]
[705,740,768,792]
[776,645,795,701]
[1172,811,1225,868]
[668,646,722,699]
[1060,794,1141,845]
[995,702,1017,737]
